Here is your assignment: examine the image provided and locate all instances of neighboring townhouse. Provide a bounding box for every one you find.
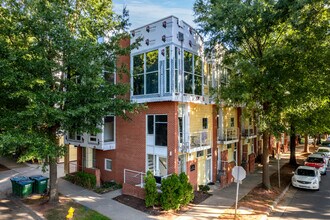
[63,16,265,198]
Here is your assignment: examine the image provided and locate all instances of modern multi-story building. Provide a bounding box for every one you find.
[64,16,261,198]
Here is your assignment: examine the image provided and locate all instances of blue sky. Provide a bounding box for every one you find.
[112,0,196,29]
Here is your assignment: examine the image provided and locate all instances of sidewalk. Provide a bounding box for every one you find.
[0,146,305,220]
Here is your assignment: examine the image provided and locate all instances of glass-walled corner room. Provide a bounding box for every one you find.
[131,45,203,101]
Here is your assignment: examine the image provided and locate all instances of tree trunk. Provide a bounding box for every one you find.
[317,134,321,145]
[48,157,59,204]
[262,131,271,189]
[289,125,297,166]
[304,134,309,153]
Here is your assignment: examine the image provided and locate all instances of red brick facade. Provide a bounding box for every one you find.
[76,102,178,184]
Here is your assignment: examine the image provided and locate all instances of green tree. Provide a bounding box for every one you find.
[194,0,330,189]
[144,171,159,207]
[0,0,140,203]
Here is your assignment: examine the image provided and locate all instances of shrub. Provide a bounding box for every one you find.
[65,171,96,189]
[94,181,122,194]
[102,181,122,189]
[144,171,159,207]
[160,174,183,210]
[198,184,210,193]
[179,173,194,205]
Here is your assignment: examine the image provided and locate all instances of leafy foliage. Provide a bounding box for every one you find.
[0,0,141,203]
[94,181,122,194]
[179,172,194,206]
[144,171,159,207]
[198,184,210,193]
[160,174,183,210]
[65,172,96,189]
[194,0,330,188]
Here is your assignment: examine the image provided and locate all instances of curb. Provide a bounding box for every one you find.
[259,183,291,220]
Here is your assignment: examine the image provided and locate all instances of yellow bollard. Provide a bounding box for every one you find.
[66,207,75,219]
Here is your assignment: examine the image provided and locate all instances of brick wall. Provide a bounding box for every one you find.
[187,159,198,190]
[122,183,146,199]
[248,153,255,173]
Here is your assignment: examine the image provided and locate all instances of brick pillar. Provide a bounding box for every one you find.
[95,168,101,187]
[187,159,198,190]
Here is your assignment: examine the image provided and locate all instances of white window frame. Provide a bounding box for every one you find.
[103,116,115,143]
[68,132,82,142]
[105,158,112,171]
[89,134,98,143]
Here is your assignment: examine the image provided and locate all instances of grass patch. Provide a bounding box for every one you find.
[22,195,110,220]
[45,201,110,220]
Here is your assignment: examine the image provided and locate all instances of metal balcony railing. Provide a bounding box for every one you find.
[217,127,239,142]
[241,127,256,137]
[179,130,211,152]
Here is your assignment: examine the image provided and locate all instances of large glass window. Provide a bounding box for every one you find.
[174,47,179,92]
[146,50,158,94]
[184,51,193,94]
[155,115,167,146]
[147,115,154,135]
[165,46,170,93]
[147,115,168,146]
[133,54,144,95]
[183,51,202,95]
[194,55,202,95]
[104,116,114,142]
[133,50,159,95]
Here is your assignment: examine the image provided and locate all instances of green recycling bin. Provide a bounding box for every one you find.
[10,176,29,196]
[17,180,34,198]
[29,175,48,194]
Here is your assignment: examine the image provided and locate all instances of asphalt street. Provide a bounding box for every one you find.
[269,166,330,220]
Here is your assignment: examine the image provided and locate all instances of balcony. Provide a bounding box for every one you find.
[217,127,239,144]
[64,133,116,151]
[179,131,211,153]
[241,127,257,139]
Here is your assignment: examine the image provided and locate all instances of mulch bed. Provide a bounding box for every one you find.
[113,191,211,216]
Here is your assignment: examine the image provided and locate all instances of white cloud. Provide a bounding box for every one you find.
[113,0,195,30]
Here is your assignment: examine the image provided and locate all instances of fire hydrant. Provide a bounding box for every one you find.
[66,207,75,219]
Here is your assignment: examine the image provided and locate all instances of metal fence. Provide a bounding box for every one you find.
[124,169,146,188]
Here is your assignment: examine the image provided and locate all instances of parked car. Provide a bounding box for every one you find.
[316,147,330,163]
[305,154,327,175]
[321,139,330,147]
[314,152,329,167]
[292,166,320,190]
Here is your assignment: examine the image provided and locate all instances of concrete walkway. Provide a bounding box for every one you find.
[58,178,152,220]
[0,146,306,220]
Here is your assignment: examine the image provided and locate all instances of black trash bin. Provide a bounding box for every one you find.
[29,176,49,194]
